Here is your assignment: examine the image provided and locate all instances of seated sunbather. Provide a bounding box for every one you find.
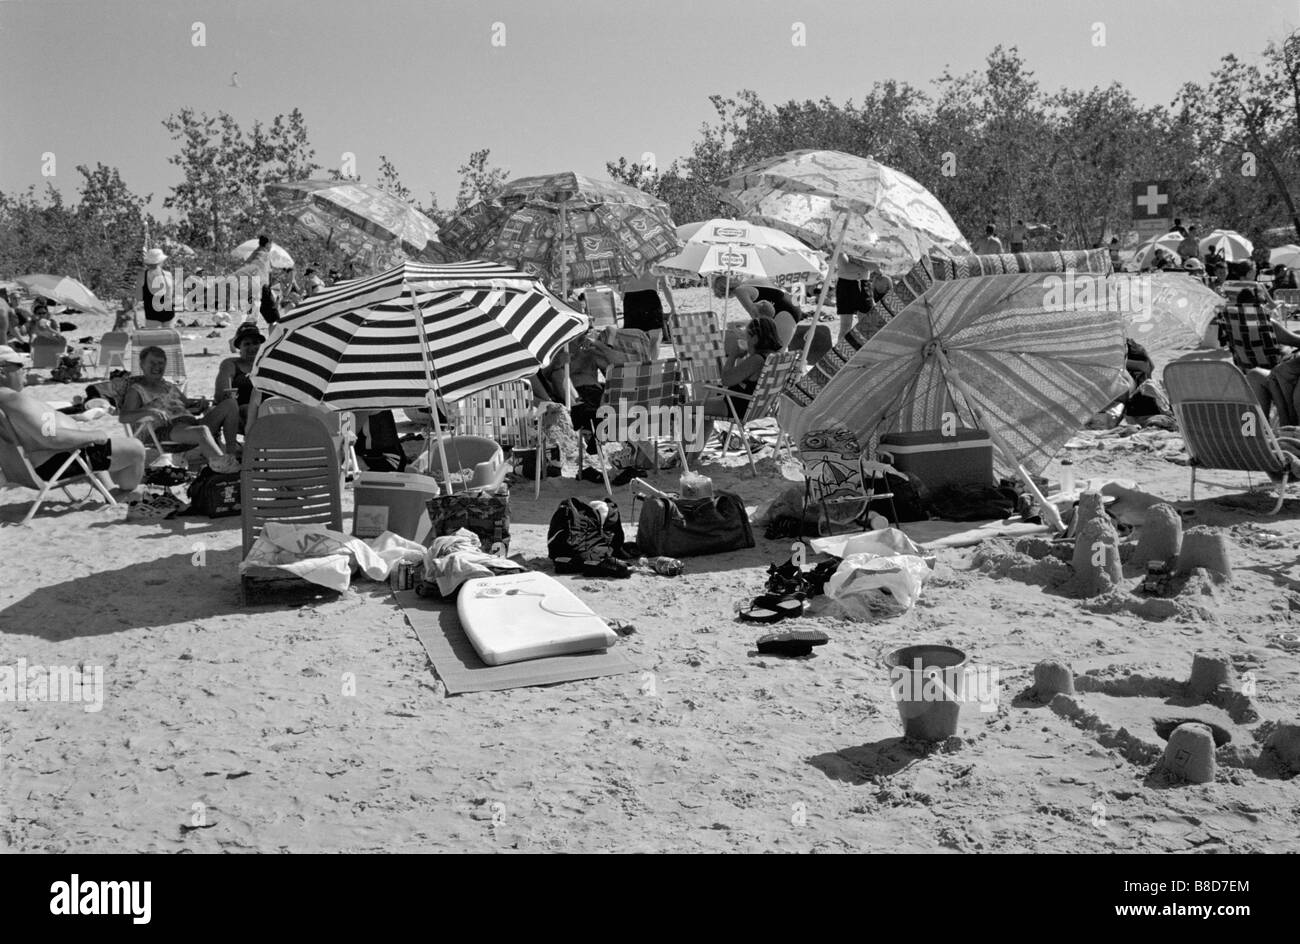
[119,345,240,469]
[0,345,146,492]
[568,328,628,455]
[214,323,263,434]
[695,316,783,450]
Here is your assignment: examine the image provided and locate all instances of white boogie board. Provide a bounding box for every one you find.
[456,572,618,666]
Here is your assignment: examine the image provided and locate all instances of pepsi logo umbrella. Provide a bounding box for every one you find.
[440,172,680,293]
[265,179,451,267]
[250,260,588,411]
[653,217,826,287]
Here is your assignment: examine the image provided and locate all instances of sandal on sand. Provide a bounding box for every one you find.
[739,592,806,623]
[756,629,829,657]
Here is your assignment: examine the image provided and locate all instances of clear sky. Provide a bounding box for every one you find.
[1,0,1294,216]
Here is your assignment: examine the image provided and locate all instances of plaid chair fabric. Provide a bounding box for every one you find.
[745,351,801,422]
[607,328,655,363]
[451,380,536,448]
[602,359,682,412]
[669,311,725,387]
[1221,304,1282,370]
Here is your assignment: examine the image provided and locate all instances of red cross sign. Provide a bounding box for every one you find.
[1131,180,1173,220]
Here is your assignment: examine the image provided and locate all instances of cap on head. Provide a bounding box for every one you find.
[0,344,32,368]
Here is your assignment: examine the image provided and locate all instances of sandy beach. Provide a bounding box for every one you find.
[2,287,1298,854]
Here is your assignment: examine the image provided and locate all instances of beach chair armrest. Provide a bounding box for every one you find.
[697,384,754,402]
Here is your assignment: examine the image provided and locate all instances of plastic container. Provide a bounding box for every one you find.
[1059,460,1075,495]
[885,644,968,740]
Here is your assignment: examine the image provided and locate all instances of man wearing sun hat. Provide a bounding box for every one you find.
[0,344,146,492]
[139,247,176,328]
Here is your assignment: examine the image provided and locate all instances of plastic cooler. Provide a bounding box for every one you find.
[877,429,994,492]
[351,471,442,542]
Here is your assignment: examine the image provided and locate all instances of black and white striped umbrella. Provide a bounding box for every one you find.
[251,260,589,410]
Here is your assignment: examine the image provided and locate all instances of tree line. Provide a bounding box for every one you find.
[2,34,1296,299]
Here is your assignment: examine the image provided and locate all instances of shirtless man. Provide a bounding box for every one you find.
[0,345,145,493]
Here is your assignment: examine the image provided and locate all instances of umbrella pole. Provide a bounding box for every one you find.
[932,346,1066,534]
[407,281,455,496]
[558,204,569,301]
[804,213,850,366]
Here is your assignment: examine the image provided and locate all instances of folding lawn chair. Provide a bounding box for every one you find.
[669,311,726,396]
[0,407,117,524]
[1220,302,1283,371]
[96,331,131,371]
[696,350,800,476]
[581,359,684,496]
[1164,358,1300,514]
[449,379,545,497]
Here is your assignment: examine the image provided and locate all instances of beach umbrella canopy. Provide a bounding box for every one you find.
[1120,273,1226,359]
[440,172,680,292]
[14,274,109,315]
[653,218,826,286]
[250,260,588,411]
[1132,231,1185,269]
[792,272,1129,480]
[717,149,969,278]
[1199,229,1254,262]
[231,239,295,269]
[1269,245,1300,268]
[265,179,451,267]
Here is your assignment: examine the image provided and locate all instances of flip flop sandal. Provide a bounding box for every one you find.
[739,592,806,623]
[756,629,830,657]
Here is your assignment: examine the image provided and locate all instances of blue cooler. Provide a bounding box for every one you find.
[877,429,994,492]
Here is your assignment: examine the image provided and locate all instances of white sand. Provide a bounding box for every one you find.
[2,291,1298,852]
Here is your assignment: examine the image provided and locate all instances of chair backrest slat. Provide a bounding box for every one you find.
[1164,359,1290,474]
[240,413,343,556]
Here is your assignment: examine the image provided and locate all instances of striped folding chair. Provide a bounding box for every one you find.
[132,329,187,391]
[696,351,800,476]
[0,407,117,524]
[669,311,726,395]
[449,380,544,496]
[1220,303,1282,371]
[582,287,619,328]
[583,359,683,494]
[1164,359,1300,514]
[97,331,130,371]
[31,335,67,370]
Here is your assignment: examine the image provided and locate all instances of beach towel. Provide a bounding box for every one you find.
[423,527,525,596]
[241,523,424,592]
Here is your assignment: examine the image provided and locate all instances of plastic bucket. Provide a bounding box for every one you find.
[884,644,968,740]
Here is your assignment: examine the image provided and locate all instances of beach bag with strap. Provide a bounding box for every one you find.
[185,466,242,518]
[426,485,510,554]
[635,491,754,558]
[547,497,629,564]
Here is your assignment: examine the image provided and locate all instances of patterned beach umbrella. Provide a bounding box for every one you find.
[251,260,588,411]
[15,274,109,315]
[653,217,826,287]
[440,172,680,292]
[718,150,969,277]
[1122,273,1225,359]
[265,179,451,267]
[793,272,1129,478]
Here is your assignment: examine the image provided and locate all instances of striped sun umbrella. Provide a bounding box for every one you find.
[265,179,451,268]
[792,272,1129,529]
[250,260,588,411]
[440,172,680,294]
